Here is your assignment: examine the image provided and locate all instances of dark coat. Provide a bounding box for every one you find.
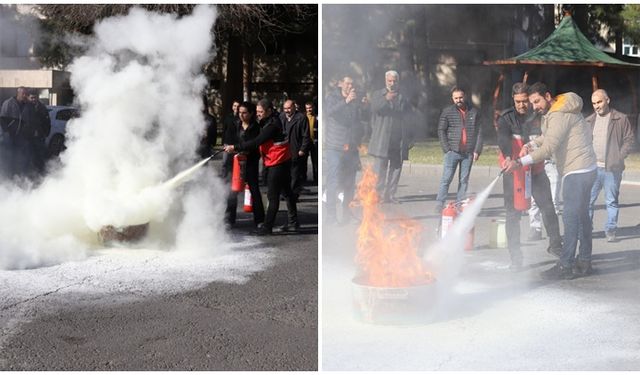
[279,111,311,160]
[368,88,411,160]
[324,88,363,151]
[222,113,239,145]
[585,108,635,172]
[497,107,540,157]
[0,97,39,140]
[438,104,483,155]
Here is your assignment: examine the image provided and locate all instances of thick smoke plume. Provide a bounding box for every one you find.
[0,5,227,270]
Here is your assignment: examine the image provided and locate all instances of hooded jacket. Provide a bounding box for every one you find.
[529,92,596,176]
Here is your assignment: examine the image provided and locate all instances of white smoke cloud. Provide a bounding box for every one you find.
[0,5,228,270]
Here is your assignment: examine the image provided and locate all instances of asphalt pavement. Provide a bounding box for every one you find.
[0,163,318,371]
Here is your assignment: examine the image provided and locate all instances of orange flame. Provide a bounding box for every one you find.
[354,165,434,287]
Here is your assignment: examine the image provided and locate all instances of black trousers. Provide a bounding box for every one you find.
[265,160,298,230]
[503,168,562,261]
[290,156,306,194]
[225,158,265,226]
[299,142,318,184]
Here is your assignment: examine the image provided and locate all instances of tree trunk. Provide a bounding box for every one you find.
[242,43,254,102]
[222,34,243,119]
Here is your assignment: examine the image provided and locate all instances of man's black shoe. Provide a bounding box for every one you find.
[278,223,301,233]
[546,245,562,258]
[572,259,593,277]
[253,226,273,236]
[385,196,400,204]
[540,263,574,280]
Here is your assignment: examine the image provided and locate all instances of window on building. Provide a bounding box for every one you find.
[624,46,630,55]
[633,46,639,55]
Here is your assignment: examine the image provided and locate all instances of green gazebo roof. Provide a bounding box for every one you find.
[485,15,639,68]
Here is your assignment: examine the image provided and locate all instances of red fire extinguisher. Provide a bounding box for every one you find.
[231,153,246,192]
[243,183,253,213]
[499,137,531,211]
[511,138,531,211]
[440,201,457,239]
[460,196,475,251]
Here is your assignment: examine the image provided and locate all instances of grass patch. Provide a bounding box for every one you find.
[406,140,640,170]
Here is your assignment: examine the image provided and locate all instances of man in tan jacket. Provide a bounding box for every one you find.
[585,89,635,243]
[505,82,597,280]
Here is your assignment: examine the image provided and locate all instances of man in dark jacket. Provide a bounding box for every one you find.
[304,101,318,184]
[224,99,298,235]
[497,82,562,270]
[324,76,364,225]
[435,86,483,212]
[586,89,635,242]
[27,89,51,175]
[280,99,311,197]
[368,70,411,204]
[0,86,39,177]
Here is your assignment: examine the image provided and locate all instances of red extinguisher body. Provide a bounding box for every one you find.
[510,137,531,211]
[231,154,247,192]
[440,201,457,239]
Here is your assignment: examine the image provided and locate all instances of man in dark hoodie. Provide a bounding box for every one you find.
[497,82,562,271]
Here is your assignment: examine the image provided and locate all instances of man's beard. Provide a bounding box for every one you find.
[455,102,465,109]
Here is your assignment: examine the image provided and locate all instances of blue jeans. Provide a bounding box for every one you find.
[435,150,473,205]
[589,167,622,233]
[560,170,597,268]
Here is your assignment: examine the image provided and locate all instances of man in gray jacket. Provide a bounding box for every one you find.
[368,70,411,204]
[586,89,635,243]
[435,87,483,212]
[505,82,597,280]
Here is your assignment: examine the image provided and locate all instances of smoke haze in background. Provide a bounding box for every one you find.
[0,5,227,270]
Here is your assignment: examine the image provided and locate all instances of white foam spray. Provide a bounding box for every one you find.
[424,173,503,306]
[0,5,229,270]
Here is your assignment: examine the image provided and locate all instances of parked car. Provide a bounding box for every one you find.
[46,105,79,156]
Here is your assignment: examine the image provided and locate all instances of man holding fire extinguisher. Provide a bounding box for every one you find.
[224,99,299,236]
[505,82,597,280]
[497,82,562,271]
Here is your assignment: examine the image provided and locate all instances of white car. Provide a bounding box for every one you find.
[46,105,78,156]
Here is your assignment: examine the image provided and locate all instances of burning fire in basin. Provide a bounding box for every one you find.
[352,165,437,325]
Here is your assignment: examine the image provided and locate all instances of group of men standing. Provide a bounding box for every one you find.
[481,82,632,279]
[324,70,635,281]
[220,97,318,236]
[0,86,51,179]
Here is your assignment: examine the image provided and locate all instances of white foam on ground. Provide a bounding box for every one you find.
[0,238,276,349]
[323,268,640,370]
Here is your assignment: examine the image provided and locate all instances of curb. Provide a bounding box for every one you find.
[403,162,640,184]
